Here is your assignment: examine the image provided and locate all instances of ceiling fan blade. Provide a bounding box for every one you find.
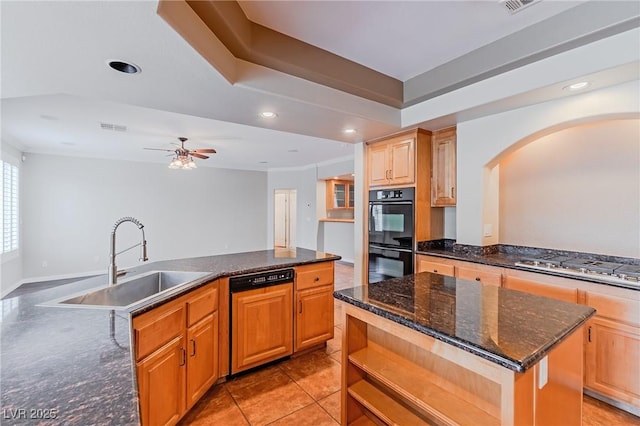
[190,153,209,159]
[144,147,173,152]
[192,148,217,154]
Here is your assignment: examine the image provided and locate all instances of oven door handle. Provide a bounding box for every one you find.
[369,244,413,253]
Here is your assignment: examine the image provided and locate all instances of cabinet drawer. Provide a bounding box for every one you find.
[187,282,218,327]
[585,292,640,327]
[504,277,578,303]
[296,262,334,290]
[134,301,186,361]
[456,267,502,287]
[417,259,455,277]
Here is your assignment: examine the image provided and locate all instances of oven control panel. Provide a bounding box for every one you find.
[371,187,414,201]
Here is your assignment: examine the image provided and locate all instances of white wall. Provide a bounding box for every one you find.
[499,119,640,257]
[1,142,23,296]
[20,154,268,281]
[456,80,640,249]
[267,167,319,250]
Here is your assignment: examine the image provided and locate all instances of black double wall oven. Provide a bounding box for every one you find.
[368,187,414,284]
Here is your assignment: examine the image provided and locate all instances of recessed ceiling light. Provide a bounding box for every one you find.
[288,149,299,153]
[343,128,356,134]
[259,111,277,119]
[107,60,141,74]
[563,81,590,91]
[259,161,268,164]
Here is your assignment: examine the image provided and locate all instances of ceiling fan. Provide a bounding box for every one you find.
[144,137,216,169]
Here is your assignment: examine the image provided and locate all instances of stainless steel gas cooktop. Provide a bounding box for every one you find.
[515,255,640,290]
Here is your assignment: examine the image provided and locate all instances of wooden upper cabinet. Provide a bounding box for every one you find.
[367,133,415,187]
[431,127,457,206]
[326,179,354,209]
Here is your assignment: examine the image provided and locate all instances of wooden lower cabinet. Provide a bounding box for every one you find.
[137,336,186,426]
[503,270,640,415]
[296,285,334,350]
[294,262,335,352]
[585,317,640,409]
[134,281,220,426]
[231,283,293,374]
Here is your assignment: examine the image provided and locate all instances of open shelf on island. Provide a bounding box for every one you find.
[349,347,500,426]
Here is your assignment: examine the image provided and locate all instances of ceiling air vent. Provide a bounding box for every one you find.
[499,0,541,14]
[100,122,127,132]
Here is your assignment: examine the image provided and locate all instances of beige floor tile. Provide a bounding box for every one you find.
[267,402,339,426]
[325,326,342,354]
[178,385,248,426]
[281,349,342,401]
[225,365,314,426]
[329,350,342,364]
[318,391,341,423]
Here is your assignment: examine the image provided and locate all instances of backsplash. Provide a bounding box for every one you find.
[417,240,640,266]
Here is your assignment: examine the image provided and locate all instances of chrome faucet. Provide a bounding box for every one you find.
[108,216,148,285]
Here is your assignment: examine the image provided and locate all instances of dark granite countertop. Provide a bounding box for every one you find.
[416,241,640,292]
[334,272,595,372]
[0,248,339,425]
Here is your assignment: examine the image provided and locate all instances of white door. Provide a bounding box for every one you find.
[274,189,296,248]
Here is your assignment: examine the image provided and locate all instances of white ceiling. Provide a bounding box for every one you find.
[0,0,636,171]
[238,0,584,81]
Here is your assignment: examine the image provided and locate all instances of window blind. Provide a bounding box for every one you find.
[1,161,19,253]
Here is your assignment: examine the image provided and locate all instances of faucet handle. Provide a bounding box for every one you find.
[140,240,148,262]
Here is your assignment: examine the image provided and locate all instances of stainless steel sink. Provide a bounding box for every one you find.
[40,270,210,310]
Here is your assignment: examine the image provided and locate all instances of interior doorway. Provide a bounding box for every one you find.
[274,189,297,248]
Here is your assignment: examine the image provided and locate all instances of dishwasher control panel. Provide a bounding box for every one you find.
[229,268,295,292]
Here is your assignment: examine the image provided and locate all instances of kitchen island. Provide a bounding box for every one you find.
[0,248,339,425]
[334,272,596,425]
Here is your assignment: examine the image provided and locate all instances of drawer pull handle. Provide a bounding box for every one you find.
[314,276,320,282]
[433,269,438,273]
[475,277,481,282]
[179,347,186,366]
[299,300,303,314]
[190,339,196,357]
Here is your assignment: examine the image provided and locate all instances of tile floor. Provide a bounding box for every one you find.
[179,262,639,425]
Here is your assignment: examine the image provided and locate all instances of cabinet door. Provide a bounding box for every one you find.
[585,317,640,407]
[137,336,186,426]
[388,138,414,185]
[348,183,355,208]
[456,266,502,287]
[368,143,389,186]
[431,128,456,206]
[295,285,334,351]
[231,283,293,373]
[186,312,219,410]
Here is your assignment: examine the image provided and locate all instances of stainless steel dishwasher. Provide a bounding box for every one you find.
[229,269,295,375]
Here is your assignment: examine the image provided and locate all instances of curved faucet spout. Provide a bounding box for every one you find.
[108,217,148,285]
